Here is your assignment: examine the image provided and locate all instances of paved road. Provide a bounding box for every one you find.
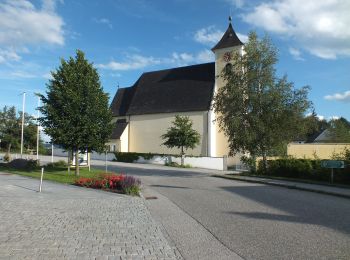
[0,172,181,260]
[91,160,350,260]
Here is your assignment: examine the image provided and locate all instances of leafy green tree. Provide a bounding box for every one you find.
[0,106,41,154]
[328,117,350,143]
[39,50,113,176]
[161,115,200,165]
[302,110,329,142]
[213,32,311,171]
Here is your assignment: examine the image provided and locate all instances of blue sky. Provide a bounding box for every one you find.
[0,0,349,121]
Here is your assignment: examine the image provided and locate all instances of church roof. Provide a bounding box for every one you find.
[111,119,128,139]
[110,62,215,116]
[211,22,243,51]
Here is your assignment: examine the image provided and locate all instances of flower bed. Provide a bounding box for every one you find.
[75,173,141,195]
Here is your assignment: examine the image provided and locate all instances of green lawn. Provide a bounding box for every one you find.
[0,165,106,184]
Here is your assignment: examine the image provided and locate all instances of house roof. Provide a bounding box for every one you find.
[111,119,128,139]
[111,62,215,116]
[110,86,136,116]
[211,22,243,51]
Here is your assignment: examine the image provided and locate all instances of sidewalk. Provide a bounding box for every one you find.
[215,174,350,199]
[0,172,181,260]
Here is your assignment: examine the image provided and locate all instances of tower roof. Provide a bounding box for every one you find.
[211,21,243,52]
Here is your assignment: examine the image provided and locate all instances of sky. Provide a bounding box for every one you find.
[0,0,349,121]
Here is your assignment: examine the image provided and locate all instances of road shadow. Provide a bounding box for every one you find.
[221,185,350,235]
[93,163,209,178]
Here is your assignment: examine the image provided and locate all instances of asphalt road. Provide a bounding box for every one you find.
[92,160,350,260]
[11,155,350,260]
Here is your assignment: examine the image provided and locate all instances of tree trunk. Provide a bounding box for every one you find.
[180,146,184,166]
[262,150,268,173]
[75,148,80,176]
[67,152,70,174]
[7,143,11,154]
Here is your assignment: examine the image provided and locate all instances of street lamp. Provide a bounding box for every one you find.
[20,92,26,158]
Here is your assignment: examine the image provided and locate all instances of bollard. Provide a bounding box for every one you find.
[39,167,44,192]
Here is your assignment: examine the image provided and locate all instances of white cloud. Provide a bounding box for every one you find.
[194,26,248,46]
[98,50,215,71]
[93,18,113,29]
[242,0,350,59]
[97,55,161,71]
[42,72,53,79]
[288,47,304,61]
[194,26,225,45]
[10,71,36,78]
[0,0,64,47]
[324,90,350,103]
[0,49,21,64]
[237,33,248,43]
[196,49,215,63]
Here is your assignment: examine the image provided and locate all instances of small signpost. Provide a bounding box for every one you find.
[39,167,44,192]
[321,160,345,184]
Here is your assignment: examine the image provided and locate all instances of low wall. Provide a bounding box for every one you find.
[136,156,227,171]
[53,148,227,170]
[287,143,350,159]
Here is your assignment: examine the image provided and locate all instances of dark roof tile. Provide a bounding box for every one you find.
[212,23,243,51]
[111,120,128,139]
[111,62,215,116]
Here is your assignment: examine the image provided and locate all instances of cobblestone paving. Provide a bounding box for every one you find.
[0,173,181,260]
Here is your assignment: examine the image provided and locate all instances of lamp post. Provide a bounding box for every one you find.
[36,97,40,160]
[20,92,26,158]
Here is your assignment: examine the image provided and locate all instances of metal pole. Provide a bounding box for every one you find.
[51,143,54,163]
[20,92,26,158]
[36,97,40,160]
[105,150,107,173]
[39,167,44,192]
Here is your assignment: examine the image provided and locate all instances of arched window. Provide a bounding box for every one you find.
[225,63,232,74]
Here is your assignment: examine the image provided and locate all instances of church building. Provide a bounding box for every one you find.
[108,19,244,165]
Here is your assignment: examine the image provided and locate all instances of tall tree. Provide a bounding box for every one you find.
[161,115,200,165]
[328,117,350,143]
[213,32,311,171]
[0,106,40,154]
[302,110,329,142]
[39,50,113,176]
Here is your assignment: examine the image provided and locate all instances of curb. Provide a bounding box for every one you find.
[213,175,350,200]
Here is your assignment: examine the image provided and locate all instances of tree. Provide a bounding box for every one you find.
[0,106,41,154]
[161,115,200,165]
[213,32,311,172]
[38,50,113,176]
[328,117,350,143]
[302,110,329,142]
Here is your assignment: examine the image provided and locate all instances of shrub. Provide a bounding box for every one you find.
[114,152,163,163]
[8,159,39,171]
[165,162,191,168]
[46,160,68,169]
[75,173,141,195]
[114,152,140,163]
[119,175,141,195]
[257,158,350,184]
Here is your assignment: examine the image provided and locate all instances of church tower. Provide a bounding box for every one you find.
[208,17,244,159]
[212,16,244,86]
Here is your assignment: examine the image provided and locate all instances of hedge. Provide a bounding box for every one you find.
[257,158,350,184]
